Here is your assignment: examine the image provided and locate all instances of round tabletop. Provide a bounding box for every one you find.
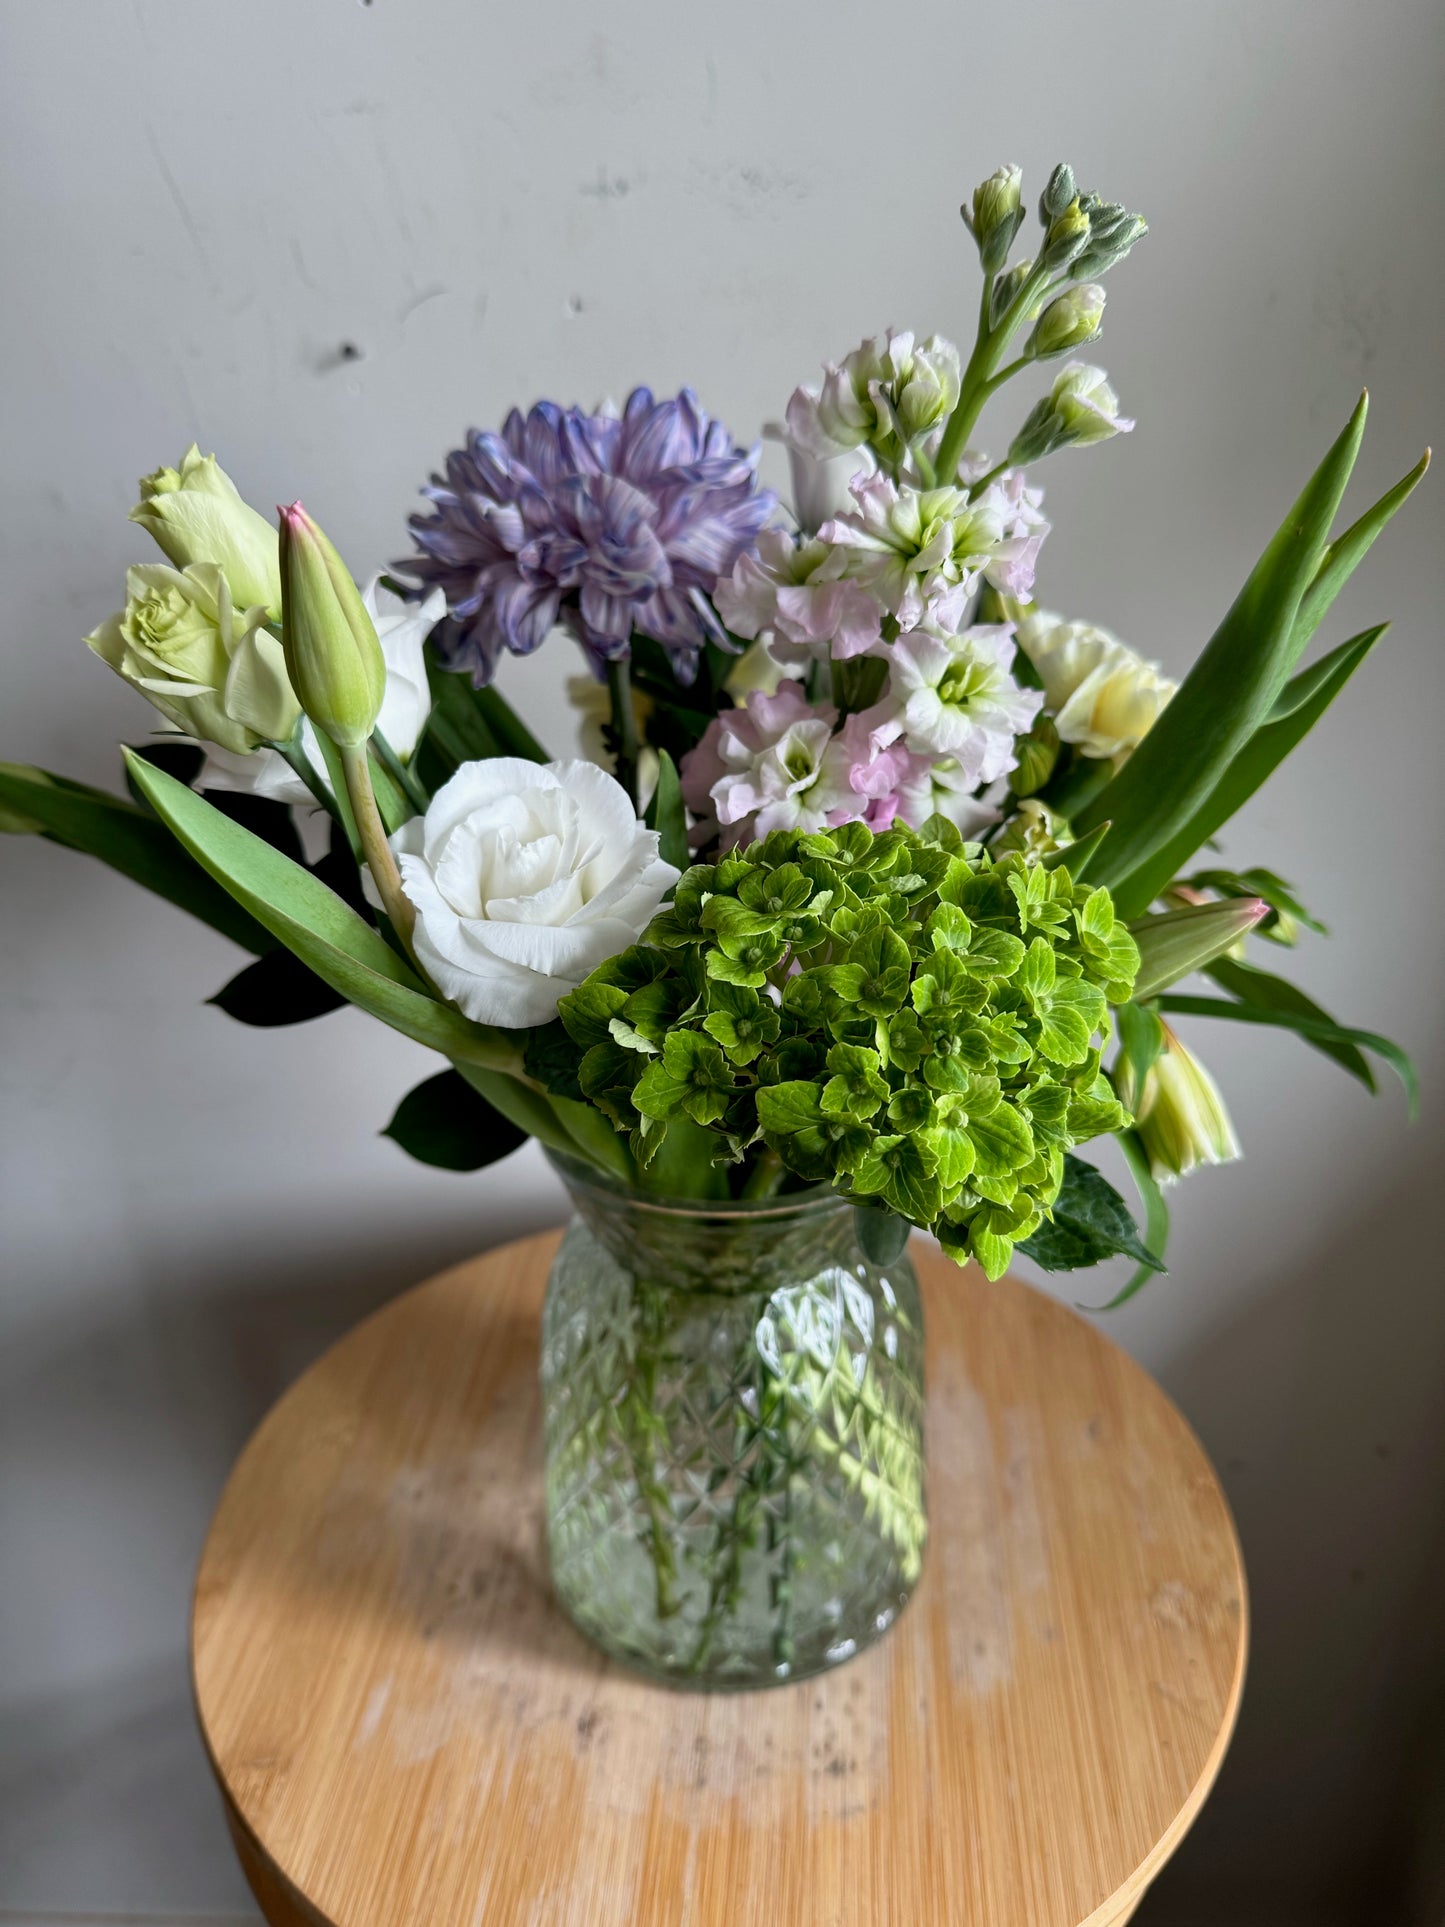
[193,1231,1245,1927]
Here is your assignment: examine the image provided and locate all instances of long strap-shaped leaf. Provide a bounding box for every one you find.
[1,760,277,956]
[1290,448,1429,663]
[1158,991,1417,1116]
[1110,623,1386,917]
[1203,956,1373,1087]
[123,750,522,1074]
[1087,1131,1171,1312]
[1076,395,1369,889]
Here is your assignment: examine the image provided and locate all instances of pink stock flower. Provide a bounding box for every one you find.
[680,681,857,846]
[715,529,884,667]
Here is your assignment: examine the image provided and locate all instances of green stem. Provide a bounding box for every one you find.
[934,259,1053,485]
[274,739,336,819]
[606,655,640,808]
[371,728,429,815]
[741,1147,785,1199]
[339,742,415,948]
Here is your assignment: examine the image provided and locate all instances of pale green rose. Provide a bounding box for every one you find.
[86,562,298,754]
[1118,1027,1242,1183]
[130,446,282,620]
[1015,611,1174,760]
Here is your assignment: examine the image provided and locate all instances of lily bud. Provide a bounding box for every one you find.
[1029,283,1106,360]
[1010,715,1060,796]
[1117,1027,1242,1184]
[278,503,386,750]
[1038,163,1077,224]
[1041,199,1091,273]
[965,164,1025,272]
[1128,898,1269,1002]
[130,446,282,621]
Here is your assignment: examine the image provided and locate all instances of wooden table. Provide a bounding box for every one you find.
[192,1232,1246,1926]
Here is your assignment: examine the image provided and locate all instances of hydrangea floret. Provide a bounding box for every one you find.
[546,817,1138,1279]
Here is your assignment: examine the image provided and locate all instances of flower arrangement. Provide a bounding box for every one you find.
[3,161,1423,1302]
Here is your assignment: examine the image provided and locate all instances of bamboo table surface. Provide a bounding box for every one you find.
[192,1231,1246,1927]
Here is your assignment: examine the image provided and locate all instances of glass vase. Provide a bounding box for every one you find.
[540,1152,927,1689]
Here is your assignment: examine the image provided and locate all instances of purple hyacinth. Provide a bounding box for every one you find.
[399,387,776,685]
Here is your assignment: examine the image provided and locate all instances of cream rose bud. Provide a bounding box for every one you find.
[1015,611,1175,761]
[130,446,283,620]
[86,561,298,754]
[390,758,679,1029]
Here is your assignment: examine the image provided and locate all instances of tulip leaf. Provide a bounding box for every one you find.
[0,760,277,956]
[1291,447,1430,662]
[384,1069,528,1171]
[1157,990,1416,1115]
[1019,1152,1165,1275]
[210,948,348,1027]
[1087,1131,1171,1310]
[1077,394,1369,892]
[1110,623,1386,916]
[644,748,690,874]
[121,749,521,1073]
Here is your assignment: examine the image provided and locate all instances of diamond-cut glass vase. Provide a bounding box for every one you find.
[540,1153,927,1688]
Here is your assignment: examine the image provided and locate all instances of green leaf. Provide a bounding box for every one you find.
[1019,1152,1165,1275]
[122,750,520,1073]
[383,1069,527,1171]
[1187,867,1327,938]
[1115,998,1165,1086]
[523,1019,586,1100]
[472,683,548,762]
[455,1062,582,1163]
[209,949,347,1026]
[0,761,276,956]
[1087,1131,1172,1309]
[1157,990,1417,1115]
[1290,447,1430,662]
[1039,819,1111,879]
[644,747,690,874]
[1077,394,1370,892]
[1110,624,1386,917]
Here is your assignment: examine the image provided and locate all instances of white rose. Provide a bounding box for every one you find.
[1015,611,1175,760]
[389,757,679,1028]
[199,577,443,803]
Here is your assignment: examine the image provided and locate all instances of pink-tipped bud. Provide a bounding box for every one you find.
[1128,897,1270,1003]
[277,502,386,750]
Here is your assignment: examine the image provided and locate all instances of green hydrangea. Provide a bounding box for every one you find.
[553,817,1138,1278]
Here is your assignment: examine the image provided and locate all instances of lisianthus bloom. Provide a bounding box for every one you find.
[385,758,678,1028]
[401,388,775,687]
[784,329,962,472]
[715,528,884,668]
[201,578,443,805]
[818,472,1044,625]
[878,624,1043,782]
[1116,1025,1242,1183]
[1016,611,1174,759]
[680,682,856,845]
[86,562,297,755]
[130,446,282,620]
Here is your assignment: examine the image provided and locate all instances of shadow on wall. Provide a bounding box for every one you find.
[1137,1132,1445,1927]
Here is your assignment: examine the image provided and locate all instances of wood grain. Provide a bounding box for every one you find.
[192,1232,1246,1927]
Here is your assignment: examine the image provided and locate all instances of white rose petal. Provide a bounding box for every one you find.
[392,757,678,1029]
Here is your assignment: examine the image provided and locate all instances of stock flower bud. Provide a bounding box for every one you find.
[966,164,1024,272]
[278,503,386,750]
[1009,363,1135,465]
[1039,163,1076,223]
[1009,715,1060,796]
[990,259,1033,330]
[1041,199,1091,272]
[1117,1027,1242,1184]
[1075,212,1148,280]
[130,446,282,620]
[1029,283,1106,360]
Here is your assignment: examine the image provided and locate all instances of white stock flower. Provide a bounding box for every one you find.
[880,625,1043,782]
[389,758,678,1029]
[1015,611,1175,759]
[200,578,444,803]
[86,561,297,755]
[782,330,961,473]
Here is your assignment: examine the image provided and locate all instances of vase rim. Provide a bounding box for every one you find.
[544,1148,844,1223]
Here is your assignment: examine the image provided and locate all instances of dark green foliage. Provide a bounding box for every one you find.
[384,1069,528,1171]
